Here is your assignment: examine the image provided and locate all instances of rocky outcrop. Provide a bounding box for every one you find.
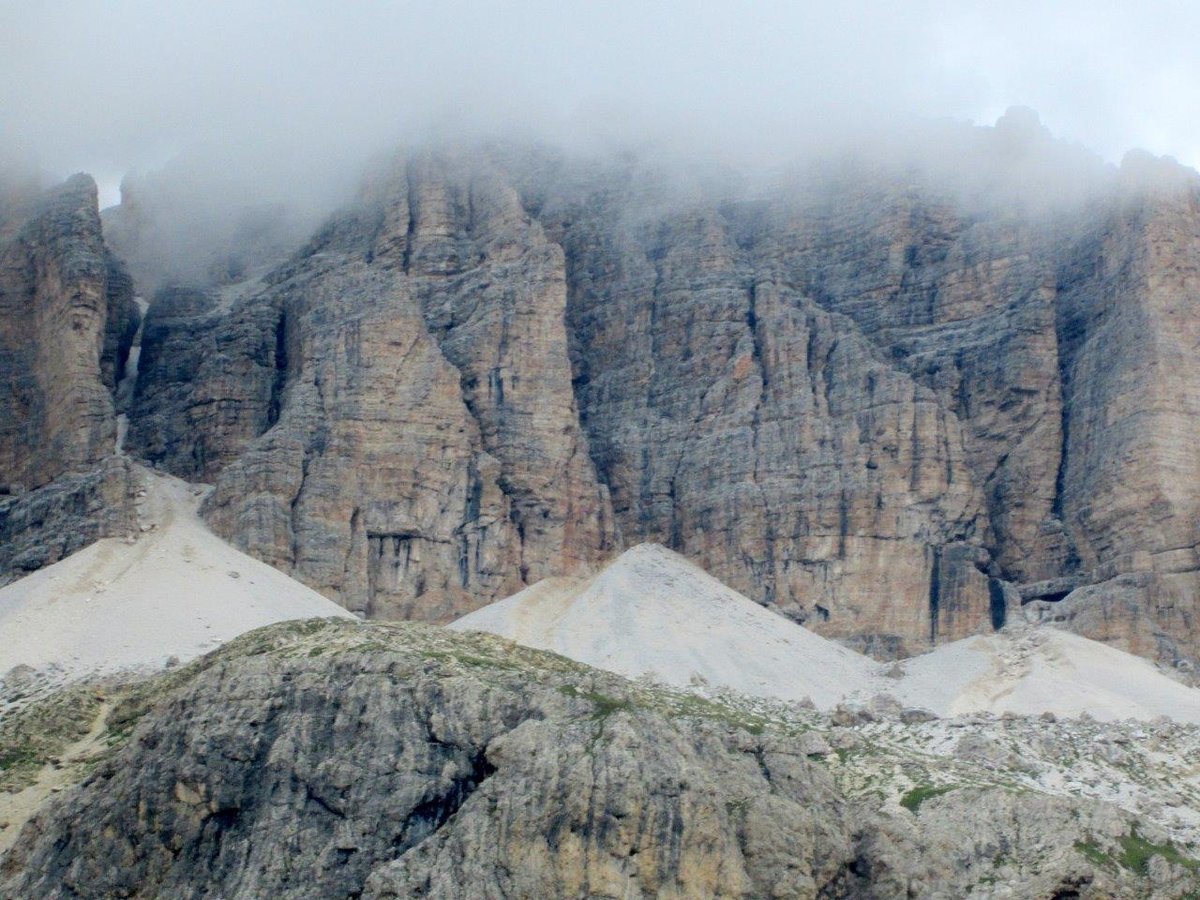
[1047,155,1200,667]
[546,168,996,654]
[3,620,1190,898]
[0,174,139,490]
[0,456,137,584]
[132,156,615,620]
[128,284,283,477]
[119,123,1200,662]
[0,175,140,583]
[126,152,994,648]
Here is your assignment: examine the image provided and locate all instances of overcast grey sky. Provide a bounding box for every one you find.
[3,0,1198,206]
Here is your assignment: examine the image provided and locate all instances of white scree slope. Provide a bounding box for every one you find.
[895,627,1200,723]
[454,543,1200,723]
[0,464,353,689]
[452,542,880,709]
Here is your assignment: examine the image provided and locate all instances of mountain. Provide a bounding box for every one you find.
[0,173,139,487]
[2,114,1198,670]
[0,173,142,580]
[101,121,1199,667]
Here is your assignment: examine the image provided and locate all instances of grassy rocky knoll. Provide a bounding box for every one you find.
[1,619,1197,898]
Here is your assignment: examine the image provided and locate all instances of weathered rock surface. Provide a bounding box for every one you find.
[0,174,140,582]
[546,162,992,654]
[0,174,139,490]
[128,284,282,477]
[117,120,1200,661]
[4,620,1192,899]
[0,456,136,585]
[132,155,616,620]
[1048,154,1200,668]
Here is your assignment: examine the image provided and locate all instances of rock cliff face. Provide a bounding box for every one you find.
[132,157,616,619]
[4,621,1190,899]
[0,456,136,585]
[1047,156,1200,666]
[546,165,992,656]
[117,124,1200,662]
[0,174,140,581]
[0,174,138,489]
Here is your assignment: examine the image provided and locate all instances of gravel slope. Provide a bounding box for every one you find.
[454,543,1200,722]
[0,464,352,697]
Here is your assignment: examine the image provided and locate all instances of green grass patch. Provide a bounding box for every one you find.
[900,783,955,813]
[1075,829,1199,877]
[0,686,103,792]
[1117,829,1199,875]
[418,649,520,670]
[669,693,766,735]
[725,798,751,817]
[558,685,638,719]
[1074,840,1115,869]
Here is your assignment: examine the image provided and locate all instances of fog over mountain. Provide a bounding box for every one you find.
[4,0,1199,212]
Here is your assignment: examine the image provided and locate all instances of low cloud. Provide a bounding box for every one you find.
[3,1,1196,212]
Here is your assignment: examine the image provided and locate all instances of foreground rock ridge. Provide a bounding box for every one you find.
[109,124,1200,665]
[4,619,1197,898]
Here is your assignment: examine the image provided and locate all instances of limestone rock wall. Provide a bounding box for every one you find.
[144,155,616,620]
[129,285,283,479]
[0,175,139,583]
[548,183,991,654]
[1050,158,1200,664]
[0,174,139,490]
[0,456,137,584]
[754,179,1073,587]
[120,139,1200,662]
